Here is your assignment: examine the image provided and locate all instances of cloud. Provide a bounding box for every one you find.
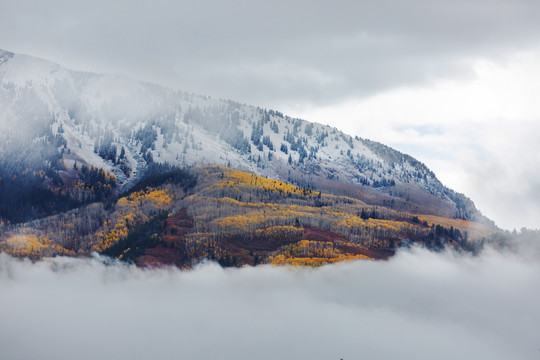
[290,52,540,230]
[1,0,540,108]
[1,247,539,360]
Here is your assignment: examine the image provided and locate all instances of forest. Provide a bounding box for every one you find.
[0,164,500,267]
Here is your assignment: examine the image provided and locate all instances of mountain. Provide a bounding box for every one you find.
[0,49,486,219]
[0,49,496,265]
[0,165,497,266]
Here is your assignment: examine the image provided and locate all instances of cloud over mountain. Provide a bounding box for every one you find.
[1,246,538,360]
[2,0,540,107]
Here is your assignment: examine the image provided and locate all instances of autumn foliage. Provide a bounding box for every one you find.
[0,165,495,267]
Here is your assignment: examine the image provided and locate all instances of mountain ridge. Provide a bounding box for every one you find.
[0,48,491,227]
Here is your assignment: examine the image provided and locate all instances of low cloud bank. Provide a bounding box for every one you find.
[1,246,539,360]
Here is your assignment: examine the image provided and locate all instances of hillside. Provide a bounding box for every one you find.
[0,48,489,227]
[0,165,496,267]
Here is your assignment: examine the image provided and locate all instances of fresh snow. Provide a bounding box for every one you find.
[0,48,467,212]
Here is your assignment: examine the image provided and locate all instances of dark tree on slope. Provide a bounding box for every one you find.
[270,121,279,133]
[221,127,251,154]
[134,123,158,154]
[262,135,274,151]
[251,118,264,146]
[304,123,314,136]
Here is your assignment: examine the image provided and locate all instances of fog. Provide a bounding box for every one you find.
[2,0,540,108]
[1,247,539,360]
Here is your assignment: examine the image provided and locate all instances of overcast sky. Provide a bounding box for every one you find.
[1,0,540,229]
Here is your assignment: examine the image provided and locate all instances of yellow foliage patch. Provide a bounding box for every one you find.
[92,188,174,252]
[3,234,74,258]
[269,254,370,266]
[214,169,315,197]
[268,240,370,266]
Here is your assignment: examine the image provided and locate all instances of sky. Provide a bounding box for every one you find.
[1,0,540,229]
[1,247,539,360]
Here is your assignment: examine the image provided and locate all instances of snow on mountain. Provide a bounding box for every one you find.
[0,48,484,221]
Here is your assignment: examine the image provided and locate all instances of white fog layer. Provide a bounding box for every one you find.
[1,248,538,360]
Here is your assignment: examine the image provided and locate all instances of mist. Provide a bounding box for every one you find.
[2,0,540,108]
[1,246,539,360]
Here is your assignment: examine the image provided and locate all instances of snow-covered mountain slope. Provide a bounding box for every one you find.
[0,48,487,222]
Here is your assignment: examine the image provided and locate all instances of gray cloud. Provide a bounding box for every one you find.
[1,0,540,108]
[1,248,539,360]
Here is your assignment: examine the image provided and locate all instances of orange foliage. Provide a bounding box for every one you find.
[417,215,496,239]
